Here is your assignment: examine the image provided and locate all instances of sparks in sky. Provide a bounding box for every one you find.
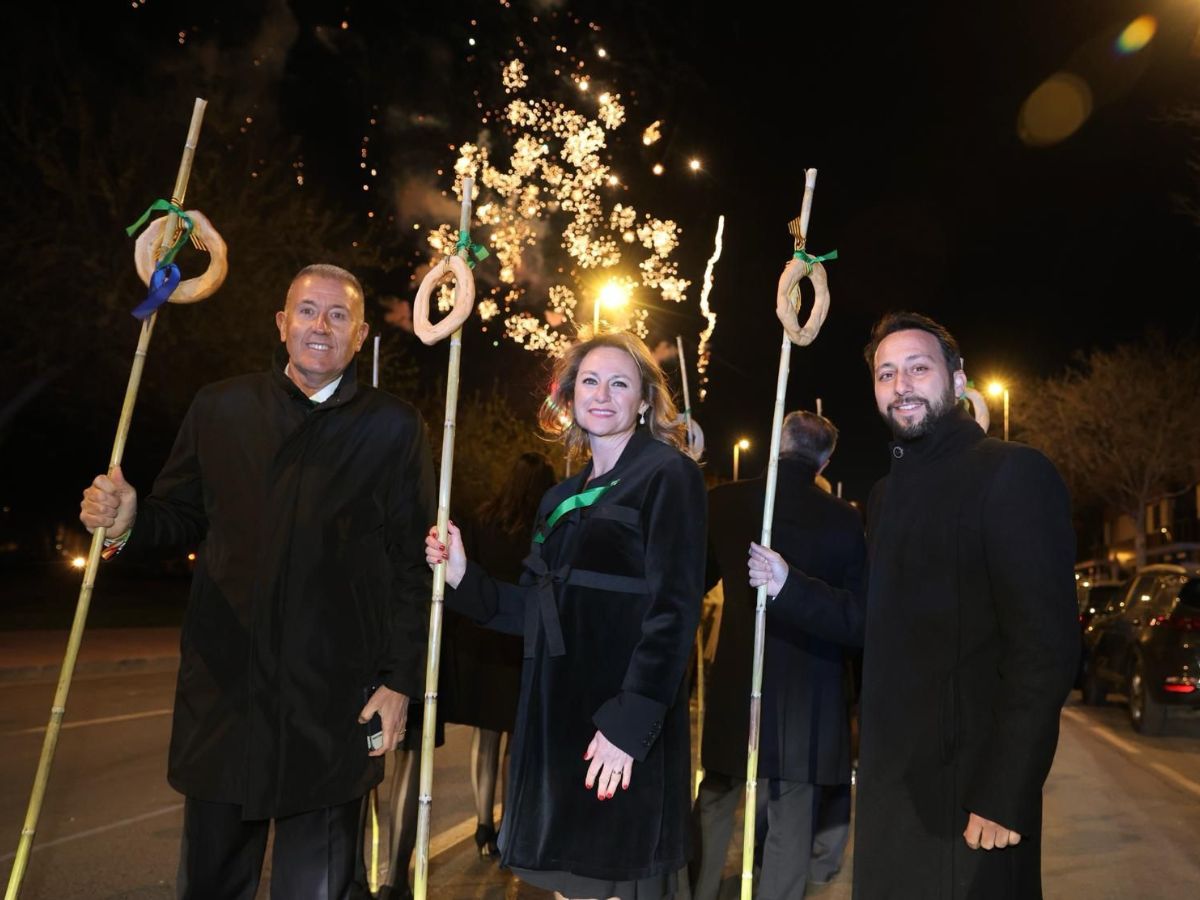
[428,44,691,356]
[696,215,725,401]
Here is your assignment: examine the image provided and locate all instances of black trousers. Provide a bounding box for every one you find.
[177,796,361,900]
[686,773,817,900]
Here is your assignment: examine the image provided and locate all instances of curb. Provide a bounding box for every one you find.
[0,655,180,685]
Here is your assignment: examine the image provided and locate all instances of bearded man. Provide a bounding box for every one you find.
[749,312,1078,899]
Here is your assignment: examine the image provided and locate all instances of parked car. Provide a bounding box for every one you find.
[1080,563,1200,734]
[1074,578,1127,685]
[1077,577,1127,629]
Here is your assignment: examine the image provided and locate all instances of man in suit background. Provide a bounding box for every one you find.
[687,410,866,900]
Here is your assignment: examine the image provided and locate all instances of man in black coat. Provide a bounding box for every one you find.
[80,264,435,899]
[688,411,866,900]
[749,312,1079,899]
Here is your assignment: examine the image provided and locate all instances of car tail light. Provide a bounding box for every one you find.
[1169,613,1200,631]
[1163,676,1198,694]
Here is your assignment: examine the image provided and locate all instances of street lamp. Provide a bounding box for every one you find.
[987,381,1010,441]
[594,280,631,332]
[733,438,750,481]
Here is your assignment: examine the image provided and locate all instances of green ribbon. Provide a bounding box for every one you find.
[455,230,490,269]
[126,199,194,268]
[533,478,620,544]
[792,246,839,275]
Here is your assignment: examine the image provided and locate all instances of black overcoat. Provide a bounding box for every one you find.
[702,458,866,784]
[776,409,1078,899]
[449,429,706,880]
[123,354,435,819]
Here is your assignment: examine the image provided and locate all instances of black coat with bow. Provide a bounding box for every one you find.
[449,429,706,880]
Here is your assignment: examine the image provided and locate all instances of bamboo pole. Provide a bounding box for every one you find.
[5,97,208,900]
[368,335,382,894]
[413,177,475,900]
[740,168,819,900]
[676,335,706,799]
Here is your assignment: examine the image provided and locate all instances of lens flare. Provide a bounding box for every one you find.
[1115,15,1156,55]
[1018,72,1092,146]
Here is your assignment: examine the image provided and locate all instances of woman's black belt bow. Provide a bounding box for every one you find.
[521,550,649,658]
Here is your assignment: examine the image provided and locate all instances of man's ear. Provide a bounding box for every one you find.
[953,369,967,399]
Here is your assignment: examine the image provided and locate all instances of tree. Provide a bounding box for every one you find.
[412,379,561,516]
[1018,332,1200,568]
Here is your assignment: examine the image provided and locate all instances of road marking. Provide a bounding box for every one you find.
[6,708,172,736]
[1063,708,1143,756]
[1087,724,1142,756]
[379,803,503,882]
[0,800,497,867]
[1064,708,1200,801]
[0,804,184,862]
[1149,762,1200,801]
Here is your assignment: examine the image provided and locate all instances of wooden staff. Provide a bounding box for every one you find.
[368,334,382,895]
[676,335,706,799]
[413,178,476,900]
[5,98,209,900]
[741,169,823,899]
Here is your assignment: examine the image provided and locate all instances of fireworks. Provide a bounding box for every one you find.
[429,56,691,356]
[696,215,725,402]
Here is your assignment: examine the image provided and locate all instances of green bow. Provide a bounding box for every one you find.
[126,199,195,268]
[455,230,490,269]
[792,246,838,275]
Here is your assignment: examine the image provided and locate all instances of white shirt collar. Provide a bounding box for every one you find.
[284,364,343,404]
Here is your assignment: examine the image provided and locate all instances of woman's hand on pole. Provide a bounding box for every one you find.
[584,729,634,800]
[748,541,789,597]
[425,521,466,588]
[80,465,138,535]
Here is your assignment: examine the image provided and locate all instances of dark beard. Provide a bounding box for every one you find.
[885,385,957,440]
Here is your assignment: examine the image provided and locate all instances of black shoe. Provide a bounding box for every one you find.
[474,823,499,859]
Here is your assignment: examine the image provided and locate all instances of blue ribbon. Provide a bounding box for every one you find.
[130,264,181,320]
[127,200,195,318]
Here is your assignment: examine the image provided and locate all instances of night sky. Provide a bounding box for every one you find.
[3,0,1199,528]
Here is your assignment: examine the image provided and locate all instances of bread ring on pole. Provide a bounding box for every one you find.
[963,387,991,433]
[413,255,476,346]
[134,209,228,303]
[775,257,830,347]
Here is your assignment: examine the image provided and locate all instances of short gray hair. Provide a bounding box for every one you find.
[779,410,838,468]
[291,264,364,303]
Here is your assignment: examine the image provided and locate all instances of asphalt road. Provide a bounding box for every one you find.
[2,671,1199,899]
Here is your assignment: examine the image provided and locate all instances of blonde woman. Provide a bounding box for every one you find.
[427,331,706,899]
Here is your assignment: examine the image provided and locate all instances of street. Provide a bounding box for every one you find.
[2,668,1200,898]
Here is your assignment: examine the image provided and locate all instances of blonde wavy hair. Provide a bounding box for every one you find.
[538,331,686,463]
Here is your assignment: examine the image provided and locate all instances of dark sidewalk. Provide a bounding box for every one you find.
[1,562,187,682]
[0,626,180,683]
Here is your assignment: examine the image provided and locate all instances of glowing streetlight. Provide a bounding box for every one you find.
[70,557,86,569]
[986,381,1010,441]
[688,158,702,172]
[733,438,751,481]
[594,280,630,331]
[652,163,664,176]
